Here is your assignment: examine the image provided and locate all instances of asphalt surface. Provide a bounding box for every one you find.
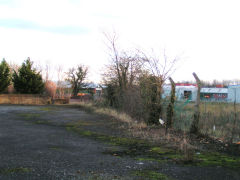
[0,105,239,180]
[0,105,157,179]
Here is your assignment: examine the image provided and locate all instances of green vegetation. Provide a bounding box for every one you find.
[195,152,240,169]
[12,58,44,94]
[0,167,31,174]
[69,123,240,169]
[150,147,174,154]
[140,74,162,125]
[138,147,240,169]
[66,123,147,148]
[48,146,61,151]
[39,107,55,112]
[12,105,240,173]
[132,170,173,180]
[173,102,240,142]
[0,58,11,93]
[64,104,240,170]
[17,113,52,125]
[18,113,40,120]
[66,122,185,162]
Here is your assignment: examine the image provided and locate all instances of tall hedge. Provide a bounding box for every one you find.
[12,58,44,94]
[0,59,11,93]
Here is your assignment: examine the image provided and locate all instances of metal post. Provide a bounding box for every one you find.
[190,72,201,134]
[231,88,237,143]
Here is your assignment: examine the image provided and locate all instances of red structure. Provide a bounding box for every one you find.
[175,83,196,86]
[216,84,224,88]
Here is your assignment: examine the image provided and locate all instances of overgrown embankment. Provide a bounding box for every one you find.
[67,102,240,170]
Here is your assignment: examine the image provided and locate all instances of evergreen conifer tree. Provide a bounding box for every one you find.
[13,58,44,94]
[0,59,11,93]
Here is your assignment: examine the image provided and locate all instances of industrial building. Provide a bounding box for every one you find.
[162,84,229,102]
[163,84,197,101]
[228,85,240,103]
[200,88,228,101]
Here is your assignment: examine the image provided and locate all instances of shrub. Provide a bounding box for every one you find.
[44,80,57,98]
[0,59,11,93]
[12,58,44,94]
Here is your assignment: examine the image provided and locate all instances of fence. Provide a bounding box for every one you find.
[161,97,240,143]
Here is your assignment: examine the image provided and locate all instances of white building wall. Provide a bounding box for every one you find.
[162,85,197,101]
[163,85,230,102]
[162,85,171,98]
[175,86,197,101]
[228,86,240,103]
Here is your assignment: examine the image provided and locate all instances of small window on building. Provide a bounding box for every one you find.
[184,91,192,100]
[204,94,210,99]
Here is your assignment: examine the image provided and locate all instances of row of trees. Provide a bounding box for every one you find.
[0,58,88,97]
[0,58,44,94]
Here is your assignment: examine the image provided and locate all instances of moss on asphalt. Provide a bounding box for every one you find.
[16,108,240,171]
[18,113,40,120]
[66,125,147,148]
[132,170,173,180]
[0,167,31,174]
[66,122,240,170]
[194,152,240,169]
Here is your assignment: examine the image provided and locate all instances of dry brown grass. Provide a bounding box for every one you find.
[174,102,240,142]
[72,102,196,151]
[69,101,147,130]
[67,101,206,161]
[68,101,240,160]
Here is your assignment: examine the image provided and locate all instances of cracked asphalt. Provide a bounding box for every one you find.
[0,105,239,180]
[0,105,158,179]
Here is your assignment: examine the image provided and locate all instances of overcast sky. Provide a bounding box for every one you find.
[0,0,240,83]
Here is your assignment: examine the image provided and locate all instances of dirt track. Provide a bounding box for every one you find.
[0,105,239,180]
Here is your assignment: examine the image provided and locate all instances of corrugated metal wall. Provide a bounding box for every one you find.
[228,86,240,103]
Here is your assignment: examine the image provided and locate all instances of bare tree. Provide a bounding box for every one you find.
[45,80,57,99]
[7,61,20,93]
[139,49,180,120]
[103,32,144,93]
[102,32,147,119]
[56,65,67,98]
[37,62,57,99]
[140,49,180,85]
[43,62,53,82]
[8,61,19,74]
[66,65,88,97]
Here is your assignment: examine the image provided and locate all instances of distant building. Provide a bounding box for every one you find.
[76,83,104,100]
[200,88,228,101]
[228,85,240,103]
[163,84,228,102]
[163,84,197,101]
[176,85,198,101]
